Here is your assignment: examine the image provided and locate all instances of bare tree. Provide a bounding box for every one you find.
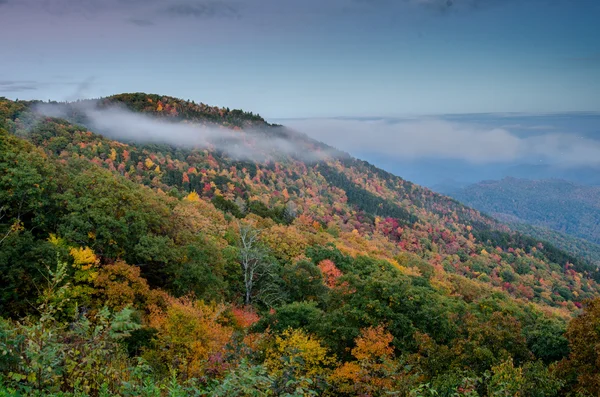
[238,222,283,307]
[238,222,265,305]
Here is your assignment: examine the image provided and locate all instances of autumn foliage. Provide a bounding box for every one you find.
[0,94,597,395]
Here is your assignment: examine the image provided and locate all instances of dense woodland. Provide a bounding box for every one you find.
[507,223,600,268]
[450,177,600,246]
[1,93,600,396]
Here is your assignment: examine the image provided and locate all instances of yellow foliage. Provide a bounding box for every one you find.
[144,158,154,169]
[430,274,454,295]
[146,296,233,378]
[171,199,228,243]
[154,165,160,173]
[388,259,421,277]
[185,191,201,202]
[109,148,117,161]
[265,328,335,380]
[47,233,64,246]
[156,103,163,111]
[69,246,98,268]
[261,224,308,263]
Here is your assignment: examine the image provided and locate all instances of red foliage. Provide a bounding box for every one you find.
[318,259,343,288]
[230,306,260,328]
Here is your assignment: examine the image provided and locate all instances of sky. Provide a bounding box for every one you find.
[284,112,600,187]
[1,0,599,118]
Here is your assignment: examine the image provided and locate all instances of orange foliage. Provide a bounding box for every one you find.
[318,259,342,288]
[230,306,260,329]
[330,326,398,395]
[94,261,152,311]
[352,325,394,361]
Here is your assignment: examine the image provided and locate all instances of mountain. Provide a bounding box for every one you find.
[447,177,600,246]
[0,93,598,395]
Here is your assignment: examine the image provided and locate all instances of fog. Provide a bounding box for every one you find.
[35,102,333,162]
[286,117,600,168]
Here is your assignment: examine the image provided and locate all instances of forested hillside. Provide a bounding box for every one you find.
[449,177,600,246]
[507,222,600,267]
[1,93,599,396]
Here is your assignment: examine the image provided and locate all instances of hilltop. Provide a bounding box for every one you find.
[0,93,598,395]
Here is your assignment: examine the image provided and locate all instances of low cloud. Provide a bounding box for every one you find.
[0,80,39,93]
[127,18,154,26]
[164,1,240,19]
[286,118,600,167]
[35,102,331,163]
[6,0,537,21]
[30,103,600,168]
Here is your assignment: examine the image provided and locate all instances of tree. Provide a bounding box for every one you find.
[145,296,233,380]
[558,297,600,394]
[238,222,280,306]
[330,326,401,396]
[264,328,335,393]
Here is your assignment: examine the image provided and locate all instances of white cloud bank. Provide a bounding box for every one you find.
[285,118,600,167]
[35,102,331,162]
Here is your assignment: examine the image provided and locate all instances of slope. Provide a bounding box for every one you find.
[0,93,598,395]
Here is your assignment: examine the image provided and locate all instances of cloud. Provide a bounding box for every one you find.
[34,102,332,163]
[286,118,600,167]
[354,0,564,15]
[499,124,556,131]
[355,0,509,13]
[164,1,240,19]
[28,101,600,168]
[7,0,529,21]
[0,80,39,92]
[64,77,96,101]
[127,18,154,26]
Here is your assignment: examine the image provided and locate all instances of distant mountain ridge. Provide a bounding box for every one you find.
[448,177,600,246]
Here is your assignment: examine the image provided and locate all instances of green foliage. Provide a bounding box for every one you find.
[0,95,597,396]
[0,257,140,396]
[281,261,327,303]
[318,163,418,226]
[205,360,274,396]
[260,301,324,334]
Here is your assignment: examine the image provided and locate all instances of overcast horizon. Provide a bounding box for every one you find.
[1,0,599,118]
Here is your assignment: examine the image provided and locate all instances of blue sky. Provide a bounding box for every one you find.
[0,0,599,118]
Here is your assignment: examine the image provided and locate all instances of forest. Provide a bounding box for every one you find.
[449,177,600,246]
[1,93,600,396]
